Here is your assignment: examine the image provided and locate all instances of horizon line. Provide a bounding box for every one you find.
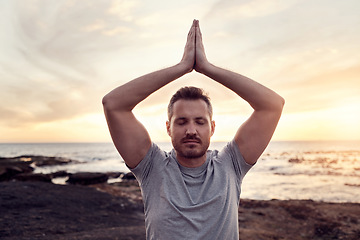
[1,139,360,144]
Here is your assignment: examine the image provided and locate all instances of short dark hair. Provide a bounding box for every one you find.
[167,86,213,120]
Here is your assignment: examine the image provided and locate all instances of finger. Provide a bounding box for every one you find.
[196,20,202,37]
[187,30,194,44]
[188,19,196,36]
[187,23,196,44]
[195,21,203,45]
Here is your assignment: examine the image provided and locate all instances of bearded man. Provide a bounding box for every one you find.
[103,19,284,240]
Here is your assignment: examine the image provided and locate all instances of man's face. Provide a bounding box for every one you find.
[166,99,215,162]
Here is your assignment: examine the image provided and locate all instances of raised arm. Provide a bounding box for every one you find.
[102,20,197,168]
[194,20,285,165]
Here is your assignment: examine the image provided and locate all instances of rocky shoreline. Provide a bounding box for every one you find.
[1,156,360,239]
[0,155,135,184]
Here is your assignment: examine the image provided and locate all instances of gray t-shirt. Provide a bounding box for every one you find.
[131,140,253,240]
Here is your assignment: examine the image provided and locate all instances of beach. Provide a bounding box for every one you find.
[1,142,360,239]
[0,155,360,239]
[1,180,360,240]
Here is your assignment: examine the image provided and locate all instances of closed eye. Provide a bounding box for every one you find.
[175,118,187,125]
[195,118,207,125]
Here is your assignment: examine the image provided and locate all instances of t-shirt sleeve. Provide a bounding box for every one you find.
[129,142,163,185]
[224,139,254,181]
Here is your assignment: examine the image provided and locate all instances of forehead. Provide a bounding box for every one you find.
[172,99,210,119]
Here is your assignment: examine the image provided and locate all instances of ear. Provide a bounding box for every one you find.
[166,120,171,137]
[210,120,215,137]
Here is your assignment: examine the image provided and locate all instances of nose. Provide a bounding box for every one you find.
[185,124,197,136]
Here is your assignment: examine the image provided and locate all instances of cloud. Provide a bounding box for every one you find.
[201,0,360,115]
[206,0,301,19]
[0,0,205,130]
[14,1,140,68]
[0,0,141,128]
[1,0,360,141]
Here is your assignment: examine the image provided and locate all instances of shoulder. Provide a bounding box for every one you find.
[216,140,243,160]
[130,142,168,181]
[216,140,254,174]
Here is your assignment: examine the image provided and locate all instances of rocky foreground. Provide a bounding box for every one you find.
[1,156,360,239]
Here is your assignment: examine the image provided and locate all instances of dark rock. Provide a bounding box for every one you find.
[67,172,109,185]
[0,155,77,167]
[29,156,75,167]
[50,170,70,178]
[122,172,136,180]
[106,171,122,179]
[0,155,76,182]
[0,165,34,181]
[14,173,52,182]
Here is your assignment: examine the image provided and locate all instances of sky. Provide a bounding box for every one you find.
[0,0,359,143]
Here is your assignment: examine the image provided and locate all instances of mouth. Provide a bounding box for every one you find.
[182,138,201,144]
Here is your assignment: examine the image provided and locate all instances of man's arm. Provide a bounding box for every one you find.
[194,21,285,165]
[102,20,197,169]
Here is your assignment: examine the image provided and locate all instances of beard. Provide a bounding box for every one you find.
[172,136,210,159]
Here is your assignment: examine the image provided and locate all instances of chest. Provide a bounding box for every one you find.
[142,160,241,238]
[144,159,240,208]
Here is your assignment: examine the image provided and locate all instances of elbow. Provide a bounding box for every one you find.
[102,92,133,112]
[279,95,285,109]
[276,95,285,112]
[102,94,109,108]
[102,93,115,111]
[102,95,107,107]
[267,94,285,114]
[275,95,285,116]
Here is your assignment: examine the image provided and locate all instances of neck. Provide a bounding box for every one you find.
[175,153,207,168]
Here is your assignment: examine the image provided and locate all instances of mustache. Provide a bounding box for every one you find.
[182,135,201,143]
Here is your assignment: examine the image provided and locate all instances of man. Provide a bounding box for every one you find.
[103,20,284,239]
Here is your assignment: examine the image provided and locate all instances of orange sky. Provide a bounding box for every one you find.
[1,0,359,142]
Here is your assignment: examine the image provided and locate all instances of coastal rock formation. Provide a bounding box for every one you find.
[121,172,136,180]
[67,172,109,185]
[0,155,77,182]
[0,157,34,181]
[0,156,125,185]
[14,173,52,182]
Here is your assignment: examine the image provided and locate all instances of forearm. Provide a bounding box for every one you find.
[201,64,284,111]
[102,63,189,112]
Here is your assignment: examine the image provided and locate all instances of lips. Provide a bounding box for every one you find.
[182,138,201,144]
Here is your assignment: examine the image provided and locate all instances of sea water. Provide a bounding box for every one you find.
[0,141,359,203]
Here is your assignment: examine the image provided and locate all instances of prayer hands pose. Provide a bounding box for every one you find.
[180,20,209,74]
[103,19,284,169]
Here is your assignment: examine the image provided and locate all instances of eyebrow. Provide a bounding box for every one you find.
[195,117,207,121]
[174,117,208,122]
[174,117,187,121]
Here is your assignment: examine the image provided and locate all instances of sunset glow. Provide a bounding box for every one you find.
[1,0,359,142]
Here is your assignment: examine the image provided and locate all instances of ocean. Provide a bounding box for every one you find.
[1,141,359,203]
